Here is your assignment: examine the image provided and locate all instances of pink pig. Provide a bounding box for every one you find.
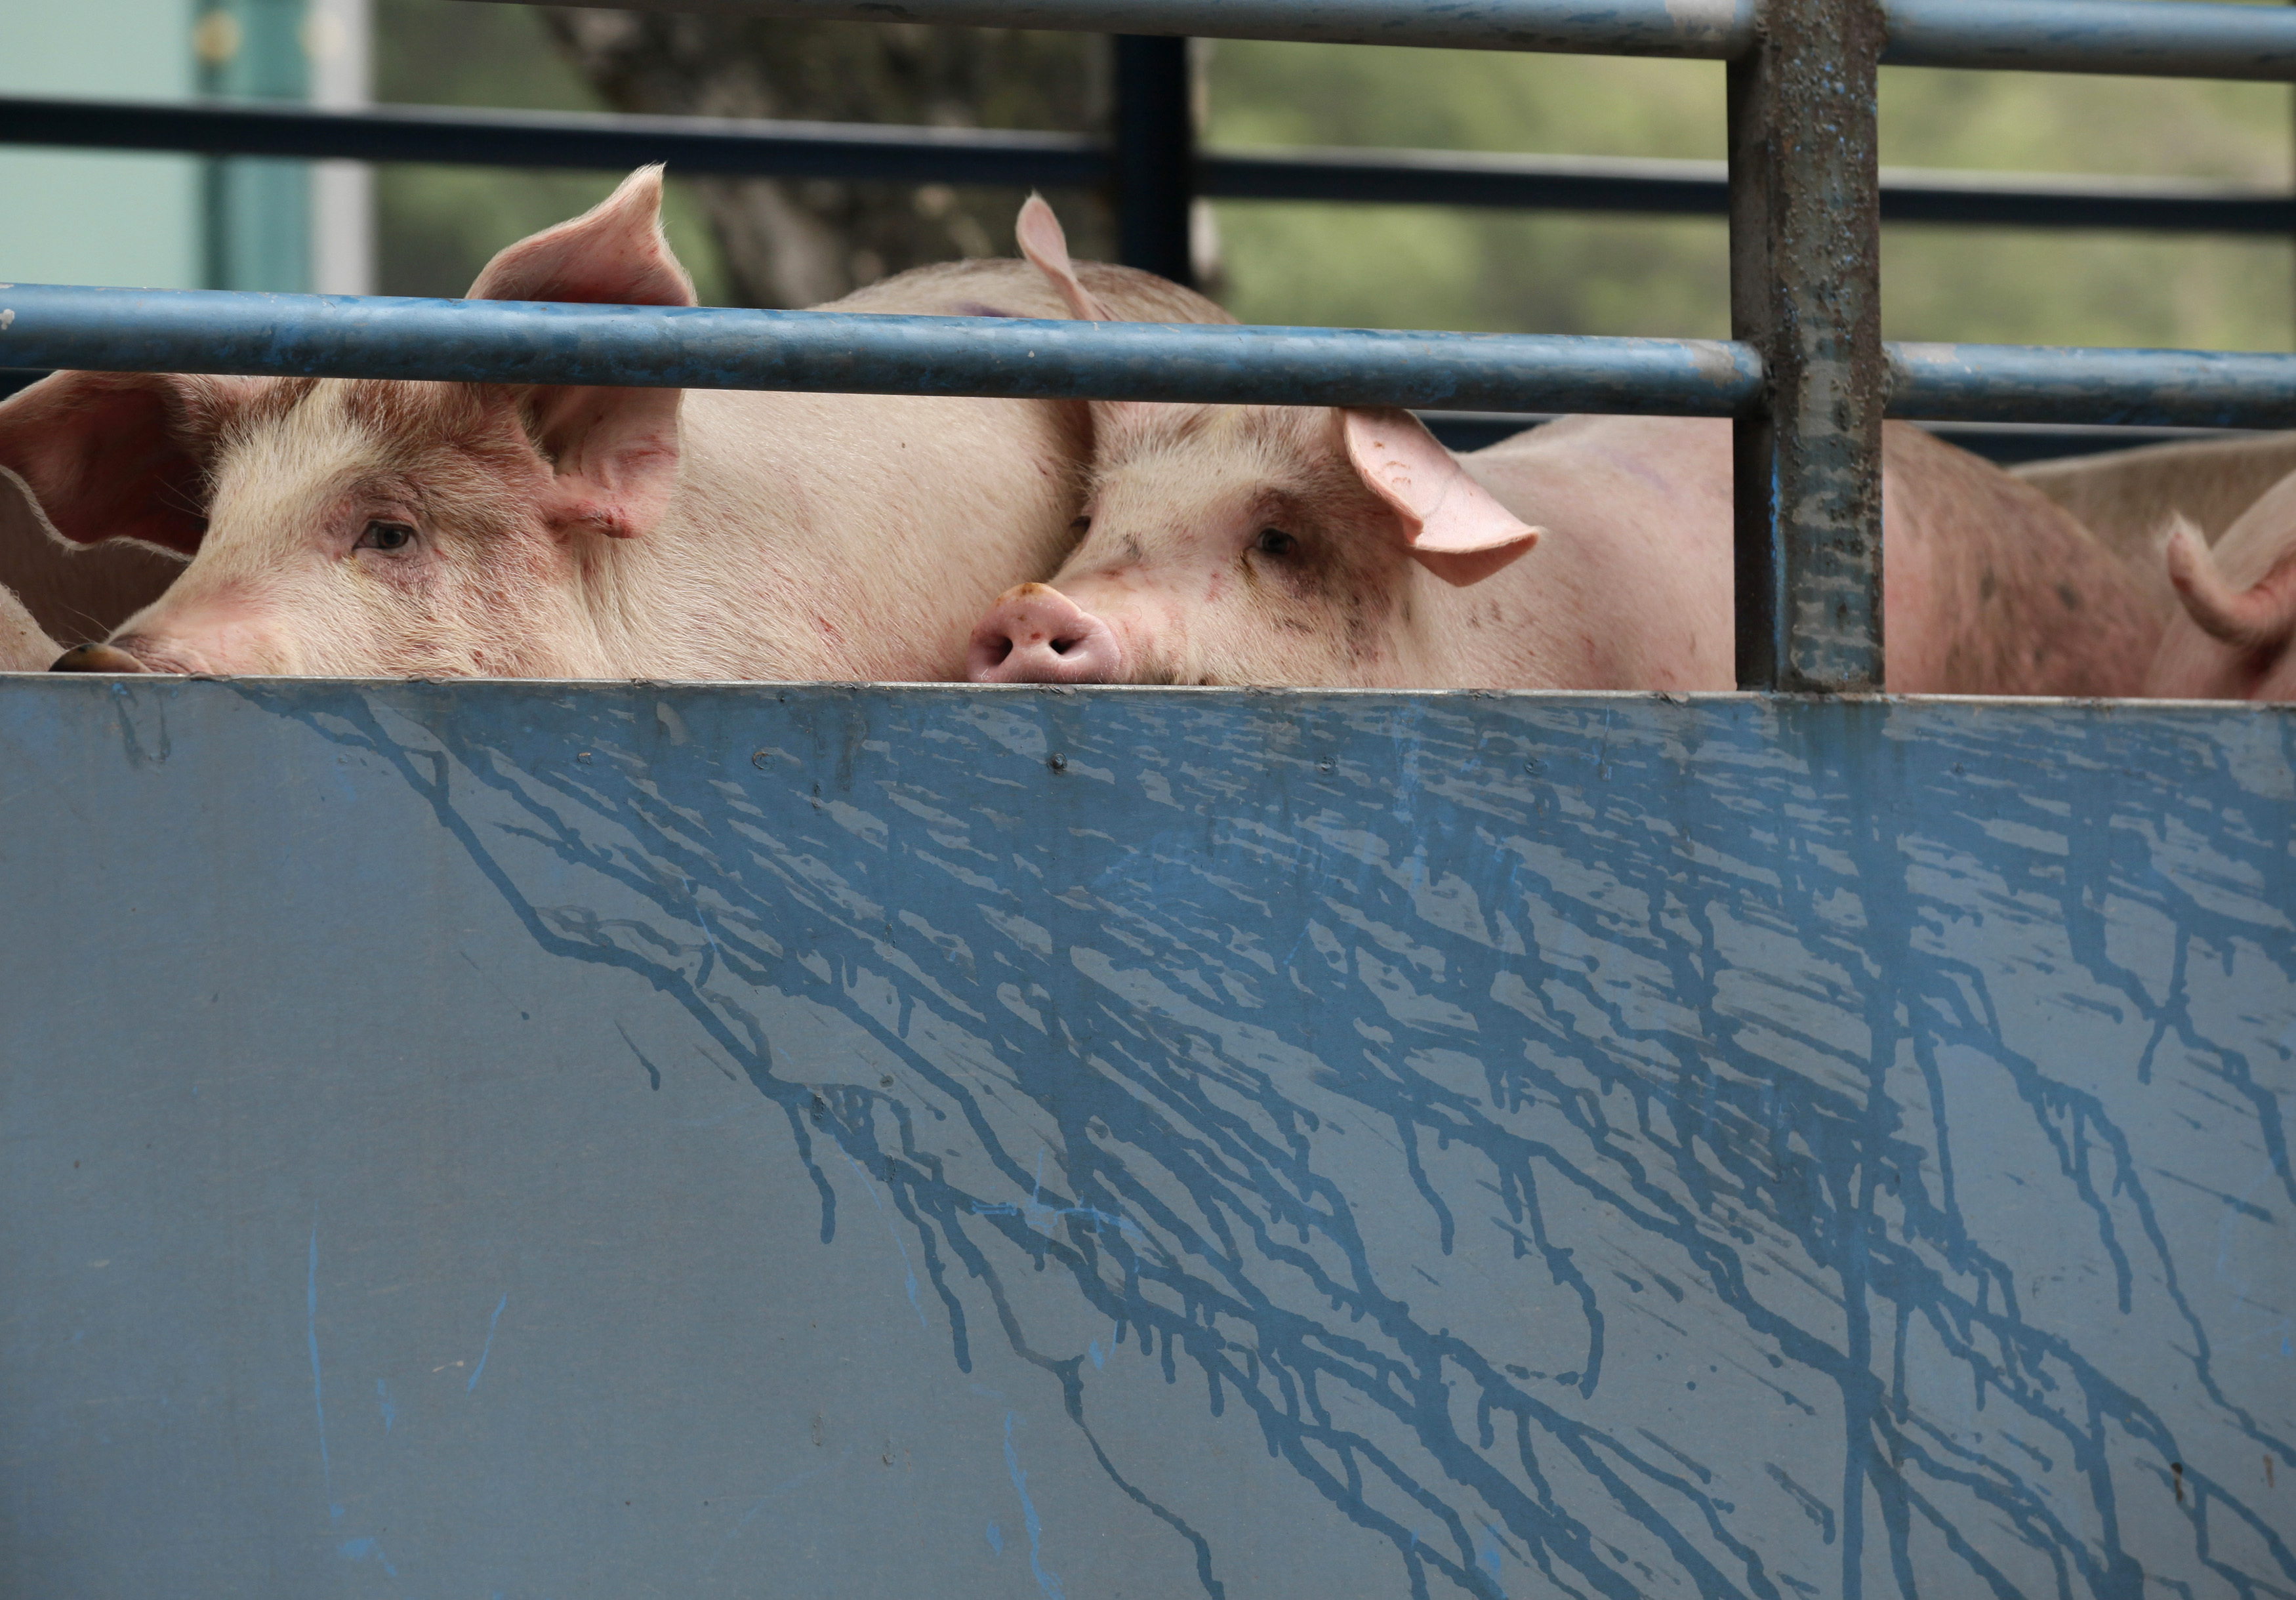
[3,171,1226,680]
[970,210,2160,695]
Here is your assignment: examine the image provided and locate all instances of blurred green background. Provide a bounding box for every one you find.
[377,0,2296,349]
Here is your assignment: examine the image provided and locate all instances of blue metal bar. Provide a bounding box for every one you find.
[0,283,1766,416]
[1889,342,2296,428]
[7,96,2291,236]
[558,0,2296,79]
[6,284,2294,428]
[1883,0,2296,80]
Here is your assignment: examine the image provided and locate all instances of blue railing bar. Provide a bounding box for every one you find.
[9,96,2290,237]
[0,283,1766,417]
[1883,0,2296,79]
[1887,342,2296,428]
[564,0,2296,79]
[5,285,2295,428]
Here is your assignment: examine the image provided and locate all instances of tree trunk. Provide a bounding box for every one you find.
[539,9,1112,308]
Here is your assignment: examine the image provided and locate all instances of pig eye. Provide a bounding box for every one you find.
[1069,516,1092,535]
[356,520,417,553]
[1254,527,1297,557]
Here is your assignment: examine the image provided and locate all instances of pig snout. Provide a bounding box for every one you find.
[49,643,150,674]
[968,584,1124,684]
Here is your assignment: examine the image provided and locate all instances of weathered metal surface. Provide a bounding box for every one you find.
[1729,0,1887,693]
[12,285,2295,430]
[1883,0,2296,81]
[1,679,2288,1598]
[1889,343,2296,430]
[0,283,1766,415]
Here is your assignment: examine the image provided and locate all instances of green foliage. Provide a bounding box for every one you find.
[1203,40,2294,347]
[373,0,731,302]
[374,3,2295,348]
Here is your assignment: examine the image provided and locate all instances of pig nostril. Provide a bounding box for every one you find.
[984,636,1014,667]
[1050,637,1076,655]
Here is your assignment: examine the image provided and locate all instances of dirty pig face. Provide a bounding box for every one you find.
[967,405,1540,687]
[105,379,594,676]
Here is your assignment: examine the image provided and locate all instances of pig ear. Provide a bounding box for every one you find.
[1016,194,1119,323]
[1342,408,1541,586]
[467,165,697,308]
[0,370,247,557]
[471,167,695,541]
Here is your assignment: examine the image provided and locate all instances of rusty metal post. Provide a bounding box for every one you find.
[1112,34,1197,287]
[1728,0,1887,691]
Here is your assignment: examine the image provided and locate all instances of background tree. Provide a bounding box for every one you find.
[535,9,1111,307]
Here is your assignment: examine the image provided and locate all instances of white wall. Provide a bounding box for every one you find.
[0,1,203,291]
[308,0,373,295]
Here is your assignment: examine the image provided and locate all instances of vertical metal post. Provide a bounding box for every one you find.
[1112,35,1196,287]
[1728,0,1887,691]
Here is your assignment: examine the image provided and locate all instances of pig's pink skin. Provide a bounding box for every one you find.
[968,583,1126,682]
[8,170,1229,681]
[0,580,56,672]
[993,403,2161,695]
[2144,472,2296,701]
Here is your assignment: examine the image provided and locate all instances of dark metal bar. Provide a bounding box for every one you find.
[1729,0,1888,694]
[1207,147,2296,234]
[0,283,1767,415]
[1416,409,2272,462]
[525,0,2296,80]
[0,95,1109,188]
[1113,37,1197,285]
[477,0,1758,58]
[9,96,2293,237]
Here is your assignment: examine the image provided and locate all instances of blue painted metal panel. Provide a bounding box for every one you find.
[1,680,2288,1597]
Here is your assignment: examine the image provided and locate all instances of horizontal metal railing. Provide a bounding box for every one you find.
[542,0,2296,77]
[5,283,2293,429]
[10,94,2293,237]
[12,0,2295,690]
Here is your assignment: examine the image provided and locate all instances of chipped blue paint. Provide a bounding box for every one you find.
[467,1294,508,1392]
[376,1378,396,1433]
[1004,1412,1067,1600]
[307,1220,340,1521]
[0,680,2287,1598]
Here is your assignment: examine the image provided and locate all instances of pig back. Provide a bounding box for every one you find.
[1882,422,2162,697]
[643,258,1235,683]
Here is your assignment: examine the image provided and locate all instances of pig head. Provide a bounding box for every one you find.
[9,167,694,677]
[969,403,1542,686]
